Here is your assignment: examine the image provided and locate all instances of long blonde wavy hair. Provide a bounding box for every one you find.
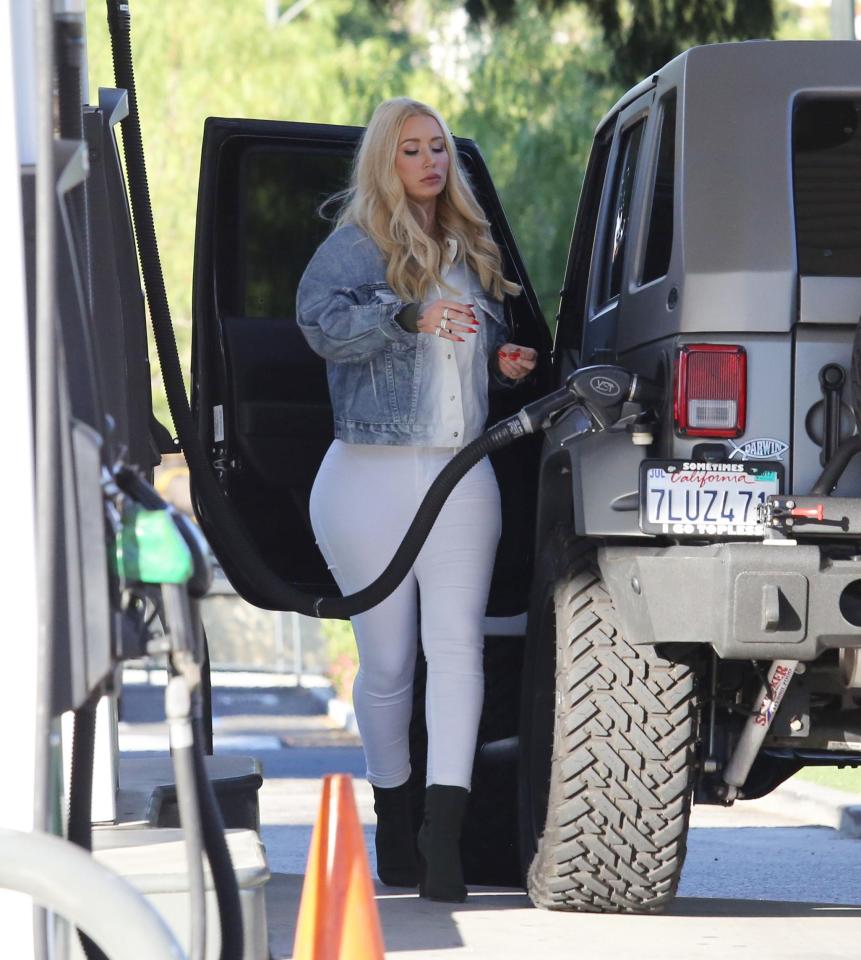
[334,98,520,303]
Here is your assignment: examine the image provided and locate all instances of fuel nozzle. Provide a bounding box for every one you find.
[564,373,624,430]
[515,365,660,435]
[565,365,648,429]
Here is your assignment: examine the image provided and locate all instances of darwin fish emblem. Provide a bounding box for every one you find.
[728,438,789,461]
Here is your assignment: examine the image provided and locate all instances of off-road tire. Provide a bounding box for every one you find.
[523,535,697,912]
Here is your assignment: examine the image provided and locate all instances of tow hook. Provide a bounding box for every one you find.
[759,496,855,535]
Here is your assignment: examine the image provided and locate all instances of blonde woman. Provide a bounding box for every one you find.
[297,98,537,902]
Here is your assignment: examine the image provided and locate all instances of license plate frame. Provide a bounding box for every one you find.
[639,460,784,537]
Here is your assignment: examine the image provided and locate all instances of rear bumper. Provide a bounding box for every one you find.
[599,541,861,660]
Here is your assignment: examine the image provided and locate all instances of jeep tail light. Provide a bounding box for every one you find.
[674,344,746,437]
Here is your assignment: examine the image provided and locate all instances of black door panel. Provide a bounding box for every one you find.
[222,313,332,589]
[193,121,357,602]
[192,118,553,611]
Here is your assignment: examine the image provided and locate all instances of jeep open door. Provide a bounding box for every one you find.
[190,118,553,614]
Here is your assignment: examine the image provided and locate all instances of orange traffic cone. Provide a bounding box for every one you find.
[293,773,386,960]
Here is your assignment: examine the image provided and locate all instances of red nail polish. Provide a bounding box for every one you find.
[457,336,465,342]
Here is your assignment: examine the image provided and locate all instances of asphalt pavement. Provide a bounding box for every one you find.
[120,673,861,959]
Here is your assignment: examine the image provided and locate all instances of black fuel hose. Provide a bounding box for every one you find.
[165,672,206,960]
[314,419,524,616]
[191,706,245,960]
[827,312,861,495]
[105,0,536,620]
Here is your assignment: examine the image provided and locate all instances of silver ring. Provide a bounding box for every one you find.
[440,318,448,332]
[434,326,442,337]
[443,308,449,321]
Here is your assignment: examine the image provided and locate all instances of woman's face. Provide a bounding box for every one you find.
[394,114,450,205]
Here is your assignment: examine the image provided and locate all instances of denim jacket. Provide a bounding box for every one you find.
[296,224,512,446]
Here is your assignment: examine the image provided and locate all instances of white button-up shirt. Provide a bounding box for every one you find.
[421,240,489,448]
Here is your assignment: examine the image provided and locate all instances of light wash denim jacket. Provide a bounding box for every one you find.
[296,224,512,446]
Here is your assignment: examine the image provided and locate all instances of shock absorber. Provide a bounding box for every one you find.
[722,659,799,800]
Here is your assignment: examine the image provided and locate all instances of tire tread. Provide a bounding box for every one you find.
[527,545,697,913]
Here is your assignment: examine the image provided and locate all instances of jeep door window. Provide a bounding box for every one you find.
[640,91,676,285]
[240,147,349,318]
[598,118,646,305]
[793,98,861,277]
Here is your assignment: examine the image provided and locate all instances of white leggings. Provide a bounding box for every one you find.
[309,440,501,790]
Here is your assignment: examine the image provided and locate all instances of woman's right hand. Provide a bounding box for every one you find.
[417,299,479,342]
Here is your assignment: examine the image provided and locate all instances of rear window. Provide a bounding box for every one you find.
[640,91,676,285]
[793,98,861,277]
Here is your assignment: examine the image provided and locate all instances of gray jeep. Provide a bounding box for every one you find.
[190,40,861,912]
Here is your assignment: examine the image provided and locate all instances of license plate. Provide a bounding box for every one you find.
[639,460,783,537]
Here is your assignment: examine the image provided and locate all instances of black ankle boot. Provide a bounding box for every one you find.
[372,783,418,887]
[417,784,469,902]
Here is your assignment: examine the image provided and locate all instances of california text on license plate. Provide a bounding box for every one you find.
[639,460,784,537]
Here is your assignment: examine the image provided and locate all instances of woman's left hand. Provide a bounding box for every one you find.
[497,343,538,380]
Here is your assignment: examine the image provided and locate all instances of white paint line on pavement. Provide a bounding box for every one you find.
[118,731,283,752]
[122,668,331,689]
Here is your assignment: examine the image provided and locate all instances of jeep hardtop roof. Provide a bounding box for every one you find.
[599,40,861,353]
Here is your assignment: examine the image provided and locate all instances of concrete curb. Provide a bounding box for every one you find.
[739,778,861,838]
[839,804,861,838]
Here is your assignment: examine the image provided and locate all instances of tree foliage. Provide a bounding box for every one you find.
[457,7,617,310]
[448,0,776,86]
[571,0,776,85]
